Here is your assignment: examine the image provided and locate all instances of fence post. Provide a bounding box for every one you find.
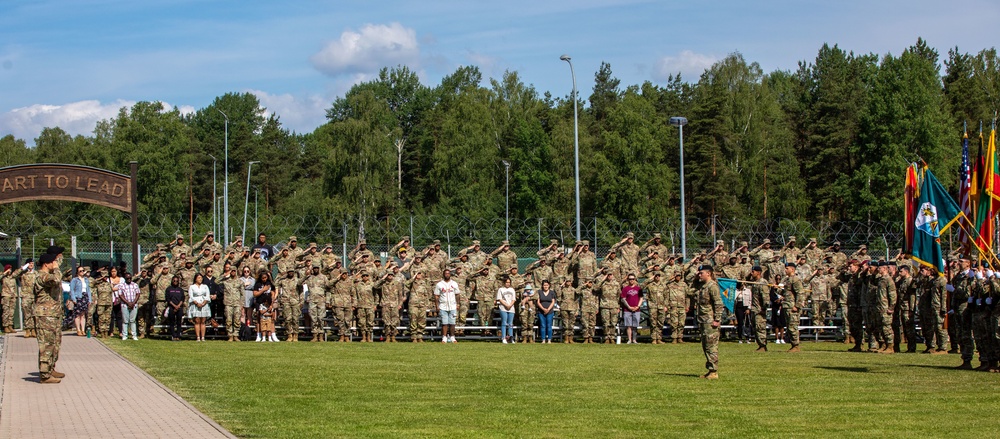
[342,223,348,267]
[537,218,542,251]
[446,230,451,259]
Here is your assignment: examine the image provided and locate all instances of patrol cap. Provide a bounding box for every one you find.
[626,232,635,238]
[717,240,724,245]
[206,231,214,236]
[309,242,318,248]
[324,243,333,249]
[762,239,771,245]
[581,240,590,246]
[357,238,365,245]
[472,240,480,245]
[729,255,737,260]
[402,236,410,241]
[156,244,166,250]
[809,238,817,243]
[833,241,841,246]
[653,233,662,239]
[740,241,749,247]
[550,239,559,245]
[289,236,298,242]
[788,236,796,241]
[38,253,58,265]
[859,244,867,249]
[785,262,797,268]
[752,266,763,272]
[433,239,441,245]
[502,240,510,245]
[176,234,184,239]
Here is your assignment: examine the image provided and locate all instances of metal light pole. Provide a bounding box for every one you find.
[560,54,581,243]
[502,160,510,241]
[669,116,688,260]
[207,154,217,238]
[242,161,260,243]
[218,109,230,247]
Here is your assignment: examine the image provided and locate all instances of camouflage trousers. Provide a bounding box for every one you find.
[560,309,578,338]
[408,304,427,338]
[972,310,992,362]
[892,310,916,352]
[455,294,468,328]
[476,299,493,327]
[136,301,152,337]
[599,308,619,340]
[332,306,352,338]
[580,307,598,339]
[877,311,893,350]
[862,306,879,349]
[357,307,374,338]
[957,306,975,361]
[519,306,536,339]
[1,295,14,329]
[919,309,949,351]
[700,322,720,372]
[754,311,769,349]
[21,295,35,331]
[668,308,686,341]
[647,305,666,342]
[225,305,242,336]
[35,315,61,380]
[848,306,864,346]
[281,301,301,336]
[96,304,113,336]
[785,307,801,346]
[381,305,400,338]
[308,302,327,337]
[812,300,830,325]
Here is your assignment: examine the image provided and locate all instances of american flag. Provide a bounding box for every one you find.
[958,135,971,252]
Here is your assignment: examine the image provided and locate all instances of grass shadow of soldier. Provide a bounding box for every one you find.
[814,365,870,373]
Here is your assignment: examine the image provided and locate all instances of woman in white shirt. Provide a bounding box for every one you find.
[108,266,125,337]
[187,273,214,341]
[496,277,517,344]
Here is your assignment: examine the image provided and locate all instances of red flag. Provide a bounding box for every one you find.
[904,164,918,254]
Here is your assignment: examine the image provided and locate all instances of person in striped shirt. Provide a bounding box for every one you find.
[116,272,142,340]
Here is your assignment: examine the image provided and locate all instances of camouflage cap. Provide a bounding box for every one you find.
[626,232,634,238]
[176,234,184,239]
[788,236,796,241]
[309,242,318,248]
[833,241,841,246]
[402,236,410,241]
[762,239,771,245]
[581,240,590,245]
[206,231,214,236]
[433,239,441,245]
[358,238,366,244]
[324,243,333,249]
[472,240,481,246]
[502,240,510,245]
[289,235,298,242]
[653,233,662,238]
[859,244,867,249]
[716,240,724,245]
[550,239,559,245]
[809,238,817,243]
[740,241,748,247]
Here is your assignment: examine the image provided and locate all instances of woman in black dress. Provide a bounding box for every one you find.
[252,271,275,342]
[770,274,787,344]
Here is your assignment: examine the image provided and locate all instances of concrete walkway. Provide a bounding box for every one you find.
[0,333,235,438]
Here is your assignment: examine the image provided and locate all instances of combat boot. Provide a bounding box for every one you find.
[701,371,719,380]
[584,337,593,344]
[788,345,800,353]
[39,376,61,384]
[975,361,991,372]
[955,360,974,370]
[50,370,66,378]
[755,346,767,352]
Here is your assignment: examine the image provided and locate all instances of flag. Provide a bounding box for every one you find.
[912,167,964,274]
[986,129,1000,201]
[957,134,971,253]
[972,129,997,255]
[904,164,918,255]
[718,278,737,313]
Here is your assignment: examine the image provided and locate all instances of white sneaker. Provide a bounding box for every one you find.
[442,338,448,344]
[256,334,262,342]
[450,336,457,343]
[271,334,279,342]
[122,336,127,341]
[502,338,508,344]
[132,336,139,341]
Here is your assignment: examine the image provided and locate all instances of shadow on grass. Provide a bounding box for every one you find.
[654,372,703,378]
[814,366,870,373]
[901,364,963,371]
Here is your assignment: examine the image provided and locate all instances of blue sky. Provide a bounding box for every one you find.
[1,0,997,143]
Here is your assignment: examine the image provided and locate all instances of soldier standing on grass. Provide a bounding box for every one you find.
[693,265,722,379]
[747,266,770,352]
[780,262,805,352]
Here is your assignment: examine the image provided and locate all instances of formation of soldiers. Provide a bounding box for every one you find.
[1,231,997,374]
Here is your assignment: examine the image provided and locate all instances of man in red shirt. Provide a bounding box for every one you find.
[620,274,643,344]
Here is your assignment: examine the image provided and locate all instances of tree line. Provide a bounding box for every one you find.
[1,38,997,228]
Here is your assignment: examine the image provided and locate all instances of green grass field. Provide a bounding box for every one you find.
[105,339,1000,439]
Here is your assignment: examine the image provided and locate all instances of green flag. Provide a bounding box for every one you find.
[912,168,963,274]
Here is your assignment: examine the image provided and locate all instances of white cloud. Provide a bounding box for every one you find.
[310,22,420,76]
[248,89,330,134]
[0,100,194,145]
[652,50,718,82]
[465,51,500,75]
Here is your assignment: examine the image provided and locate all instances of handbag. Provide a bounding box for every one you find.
[239,321,255,341]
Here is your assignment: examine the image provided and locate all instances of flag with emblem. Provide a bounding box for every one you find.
[717,278,737,313]
[912,167,964,274]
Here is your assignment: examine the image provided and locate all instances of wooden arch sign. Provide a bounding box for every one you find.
[0,162,140,271]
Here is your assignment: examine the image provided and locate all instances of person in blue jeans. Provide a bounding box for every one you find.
[496,277,517,343]
[536,280,557,344]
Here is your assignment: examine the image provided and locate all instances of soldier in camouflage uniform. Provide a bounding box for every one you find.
[13,261,38,337]
[693,265,723,379]
[570,240,597,287]
[167,234,191,260]
[874,261,896,354]
[135,269,153,338]
[492,241,518,273]
[893,265,917,353]
[1,265,18,332]
[610,232,641,279]
[300,266,330,341]
[222,267,245,341]
[747,266,770,351]
[644,271,667,344]
[749,239,782,281]
[666,272,689,343]
[780,262,806,352]
[579,278,599,343]
[803,238,824,266]
[192,231,224,256]
[518,283,537,343]
[639,233,670,262]
[275,269,301,341]
[970,266,992,370]
[707,240,729,269]
[596,272,621,343]
[600,250,624,281]
[536,239,561,261]
[34,251,66,383]
[557,278,579,343]
[375,266,405,342]
[843,261,865,351]
[917,265,949,353]
[354,272,377,342]
[330,272,355,342]
[93,269,114,338]
[407,271,432,342]
[780,236,801,265]
[469,258,500,332]
[807,267,831,326]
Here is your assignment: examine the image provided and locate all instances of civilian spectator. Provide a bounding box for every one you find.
[253,271,276,342]
[620,274,643,344]
[68,266,91,336]
[187,273,213,342]
[117,272,141,340]
[734,282,752,343]
[434,269,460,343]
[251,233,277,262]
[496,277,517,344]
[536,280,557,344]
[165,276,185,341]
[771,274,787,344]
